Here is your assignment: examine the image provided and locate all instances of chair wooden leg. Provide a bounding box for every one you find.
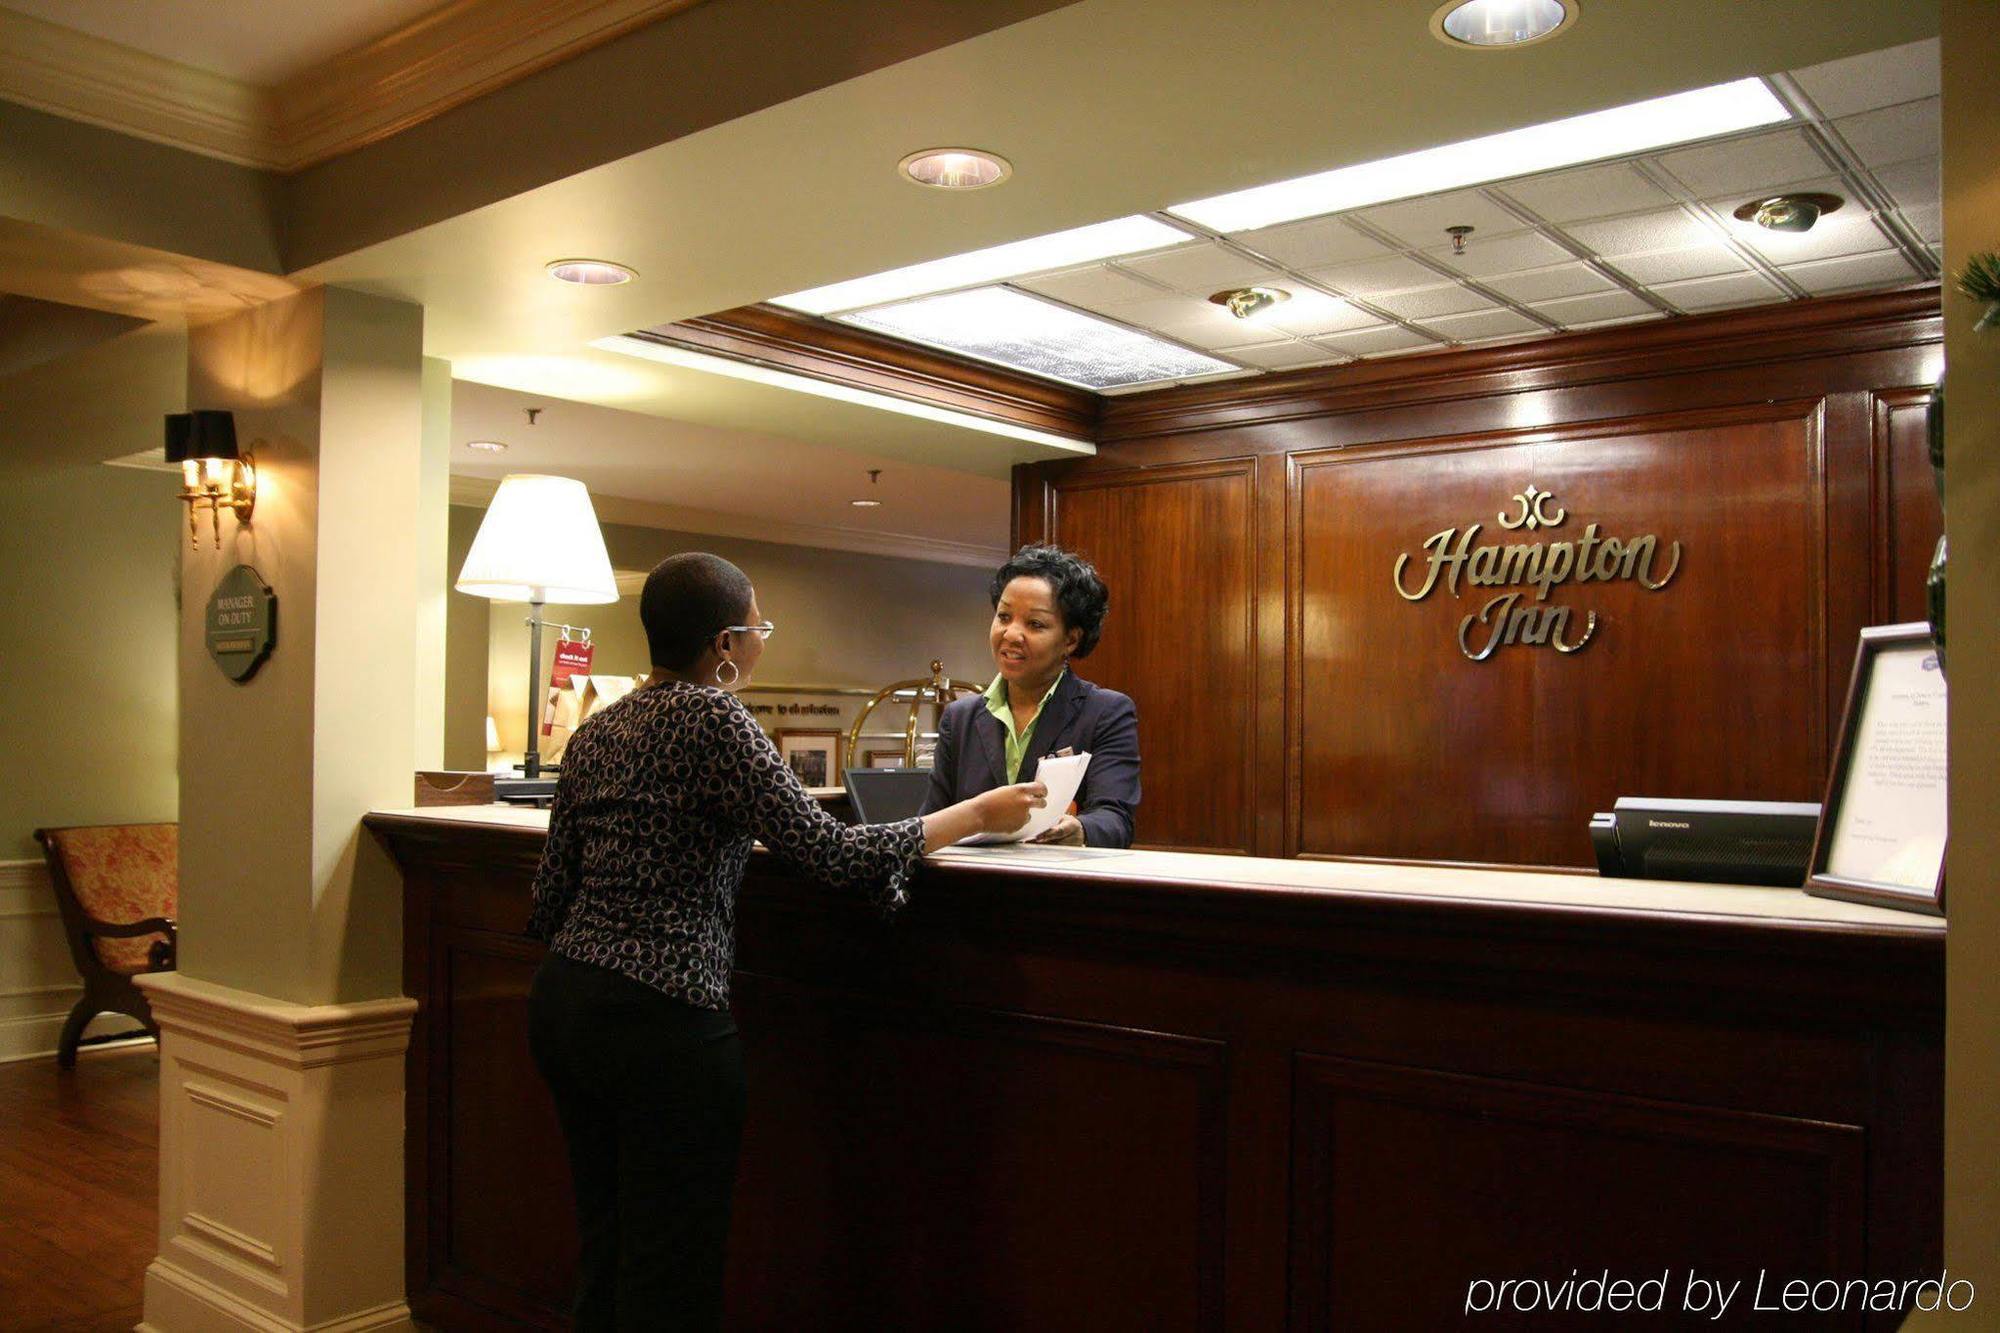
[56,996,94,1069]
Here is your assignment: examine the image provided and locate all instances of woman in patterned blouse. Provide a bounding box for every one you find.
[527,551,1043,1332]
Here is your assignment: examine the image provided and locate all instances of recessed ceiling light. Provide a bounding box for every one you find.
[466,440,508,453]
[546,259,637,285]
[1432,0,1575,49]
[593,334,1095,455]
[769,215,1191,315]
[900,148,1012,189]
[850,498,883,507]
[840,286,1237,390]
[1167,77,1789,233]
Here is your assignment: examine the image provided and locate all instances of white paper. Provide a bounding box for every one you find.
[959,751,1091,845]
[1826,643,1948,892]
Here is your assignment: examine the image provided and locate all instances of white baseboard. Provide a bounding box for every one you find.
[0,858,149,1062]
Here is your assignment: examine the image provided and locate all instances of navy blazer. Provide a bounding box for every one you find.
[919,671,1139,848]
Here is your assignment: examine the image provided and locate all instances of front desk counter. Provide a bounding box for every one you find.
[367,804,1944,1332]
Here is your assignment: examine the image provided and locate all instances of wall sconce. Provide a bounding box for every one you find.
[165,410,256,548]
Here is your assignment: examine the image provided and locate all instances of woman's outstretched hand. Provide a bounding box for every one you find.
[920,781,1048,852]
[974,781,1048,834]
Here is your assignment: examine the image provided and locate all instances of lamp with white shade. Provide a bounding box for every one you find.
[455,475,618,780]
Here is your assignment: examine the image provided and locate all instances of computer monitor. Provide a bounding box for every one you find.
[844,768,932,824]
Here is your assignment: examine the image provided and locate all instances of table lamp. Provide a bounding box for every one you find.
[455,475,617,779]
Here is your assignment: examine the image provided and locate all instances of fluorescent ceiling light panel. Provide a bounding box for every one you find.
[770,215,1190,315]
[591,334,1094,454]
[841,287,1237,390]
[1168,78,1791,233]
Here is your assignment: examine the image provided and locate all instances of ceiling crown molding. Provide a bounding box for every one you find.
[0,0,705,174]
[0,8,275,165]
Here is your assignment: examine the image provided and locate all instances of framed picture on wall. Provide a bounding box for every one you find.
[1805,623,1947,916]
[776,729,843,789]
[865,748,907,769]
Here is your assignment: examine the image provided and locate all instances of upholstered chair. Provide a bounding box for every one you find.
[32,823,179,1068]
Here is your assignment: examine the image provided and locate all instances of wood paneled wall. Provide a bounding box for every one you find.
[1016,289,1943,867]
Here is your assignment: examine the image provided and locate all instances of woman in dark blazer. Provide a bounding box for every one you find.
[921,544,1140,847]
[527,552,1046,1331]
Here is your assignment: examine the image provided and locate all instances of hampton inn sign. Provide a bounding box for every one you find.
[1392,486,1683,661]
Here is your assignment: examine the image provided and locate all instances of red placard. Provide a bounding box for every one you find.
[544,638,595,736]
[551,638,594,687]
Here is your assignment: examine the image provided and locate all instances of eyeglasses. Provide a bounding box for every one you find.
[724,622,776,639]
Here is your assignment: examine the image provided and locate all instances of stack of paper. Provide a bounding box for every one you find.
[959,751,1092,845]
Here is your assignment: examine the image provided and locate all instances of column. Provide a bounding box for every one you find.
[138,286,433,1333]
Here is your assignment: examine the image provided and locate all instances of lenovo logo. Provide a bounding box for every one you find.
[1647,820,1691,830]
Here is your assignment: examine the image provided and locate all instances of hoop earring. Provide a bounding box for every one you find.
[714,659,739,688]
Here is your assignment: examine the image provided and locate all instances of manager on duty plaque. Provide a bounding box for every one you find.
[205,563,277,682]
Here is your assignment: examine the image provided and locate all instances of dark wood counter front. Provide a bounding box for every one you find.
[369,808,1943,1332]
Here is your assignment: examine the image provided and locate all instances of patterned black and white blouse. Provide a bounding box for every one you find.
[528,679,925,1010]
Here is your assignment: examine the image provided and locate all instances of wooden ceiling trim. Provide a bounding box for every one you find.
[1097,286,1943,443]
[650,304,1102,441]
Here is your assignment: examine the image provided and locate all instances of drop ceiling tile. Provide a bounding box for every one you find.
[1314,325,1439,357]
[1423,309,1545,343]
[1790,37,1938,120]
[1494,162,1675,224]
[1348,190,1526,250]
[1533,290,1656,327]
[1112,296,1294,350]
[1654,271,1786,312]
[1424,230,1573,280]
[1833,98,1940,169]
[1567,208,1717,258]
[1903,204,1941,245]
[1784,250,1920,296]
[1307,254,1450,296]
[1118,243,1283,294]
[1263,289,1380,336]
[1606,244,1748,286]
[1485,262,1616,303]
[1724,200,1895,265]
[1015,265,1171,310]
[1216,340,1347,370]
[1875,158,1940,212]
[1655,128,1831,201]
[1230,216,1391,270]
[1369,285,1496,320]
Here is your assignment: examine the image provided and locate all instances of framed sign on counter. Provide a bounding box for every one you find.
[1806,623,1948,915]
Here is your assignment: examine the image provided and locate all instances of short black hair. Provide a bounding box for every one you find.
[641,552,754,670]
[989,544,1109,658]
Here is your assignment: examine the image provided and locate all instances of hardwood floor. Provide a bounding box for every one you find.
[0,1044,157,1332]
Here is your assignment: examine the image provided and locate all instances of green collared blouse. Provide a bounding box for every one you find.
[982,668,1067,783]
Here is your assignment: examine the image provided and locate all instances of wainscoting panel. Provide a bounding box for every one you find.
[1047,460,1260,854]
[1289,1054,1866,1331]
[0,858,145,1062]
[1289,403,1824,868]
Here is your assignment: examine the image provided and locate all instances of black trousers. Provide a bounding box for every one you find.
[527,952,747,1332]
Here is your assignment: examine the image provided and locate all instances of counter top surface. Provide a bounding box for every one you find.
[368,805,1943,936]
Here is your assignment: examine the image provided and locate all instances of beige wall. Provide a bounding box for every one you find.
[178,287,429,1006]
[1936,0,2000,1302]
[454,509,995,760]
[0,327,184,859]
[443,504,491,771]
